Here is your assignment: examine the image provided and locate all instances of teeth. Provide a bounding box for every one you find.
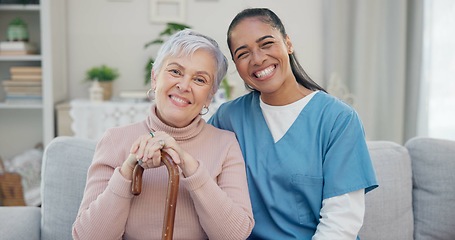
[171,95,189,104]
[255,65,275,78]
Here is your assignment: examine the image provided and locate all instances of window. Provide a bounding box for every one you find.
[422,0,455,140]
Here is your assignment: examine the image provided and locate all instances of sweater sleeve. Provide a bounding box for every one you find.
[72,132,134,240]
[180,138,254,240]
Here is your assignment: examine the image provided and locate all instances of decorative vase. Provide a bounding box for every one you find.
[89,81,103,102]
[98,81,113,100]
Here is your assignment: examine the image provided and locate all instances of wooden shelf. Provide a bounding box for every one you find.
[0,102,42,109]
[0,4,40,11]
[0,55,42,61]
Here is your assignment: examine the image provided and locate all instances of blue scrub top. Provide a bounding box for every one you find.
[209,91,378,239]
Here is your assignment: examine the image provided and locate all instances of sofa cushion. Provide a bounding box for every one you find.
[0,206,40,239]
[406,137,455,240]
[359,141,413,240]
[41,136,96,240]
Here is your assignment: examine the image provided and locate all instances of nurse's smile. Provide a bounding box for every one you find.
[253,65,276,79]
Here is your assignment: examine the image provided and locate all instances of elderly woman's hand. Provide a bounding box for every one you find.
[128,131,199,177]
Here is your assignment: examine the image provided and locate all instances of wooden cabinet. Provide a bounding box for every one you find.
[0,1,67,159]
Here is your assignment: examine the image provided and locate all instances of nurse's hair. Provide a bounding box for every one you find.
[152,29,228,94]
[227,8,326,93]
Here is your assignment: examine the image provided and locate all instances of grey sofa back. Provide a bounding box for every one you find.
[41,136,96,240]
[39,136,455,240]
[360,141,414,239]
[360,137,455,240]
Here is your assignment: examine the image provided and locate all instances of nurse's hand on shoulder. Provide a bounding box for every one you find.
[124,131,199,178]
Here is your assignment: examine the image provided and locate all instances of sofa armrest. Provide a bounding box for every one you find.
[0,206,41,239]
[41,136,96,240]
[406,137,455,240]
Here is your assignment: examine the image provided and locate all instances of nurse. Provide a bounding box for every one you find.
[209,8,378,239]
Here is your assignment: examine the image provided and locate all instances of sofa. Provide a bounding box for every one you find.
[0,136,454,240]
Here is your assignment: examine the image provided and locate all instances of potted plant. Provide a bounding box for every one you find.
[85,64,119,100]
[7,17,29,42]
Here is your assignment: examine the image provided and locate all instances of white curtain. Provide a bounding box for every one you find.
[322,0,424,144]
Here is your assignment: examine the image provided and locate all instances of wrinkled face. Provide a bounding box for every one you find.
[229,17,294,94]
[152,49,216,128]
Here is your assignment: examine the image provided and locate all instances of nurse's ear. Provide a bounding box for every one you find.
[285,35,294,54]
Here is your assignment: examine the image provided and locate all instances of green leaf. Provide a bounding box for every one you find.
[168,22,191,30]
[144,39,164,48]
[85,65,119,82]
[144,58,154,85]
[9,18,27,26]
[221,78,232,99]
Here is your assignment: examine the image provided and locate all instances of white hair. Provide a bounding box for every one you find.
[151,29,228,94]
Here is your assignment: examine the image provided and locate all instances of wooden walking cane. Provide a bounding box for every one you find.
[131,151,180,240]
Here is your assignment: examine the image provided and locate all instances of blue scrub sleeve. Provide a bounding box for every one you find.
[322,110,378,199]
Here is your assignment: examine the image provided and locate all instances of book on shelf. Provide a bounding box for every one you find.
[0,41,38,55]
[3,86,42,94]
[10,74,42,82]
[0,50,38,56]
[1,77,42,96]
[0,41,38,52]
[2,80,42,87]
[6,92,42,97]
[10,66,42,75]
[4,95,42,104]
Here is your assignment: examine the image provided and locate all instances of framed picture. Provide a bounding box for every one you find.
[150,0,186,23]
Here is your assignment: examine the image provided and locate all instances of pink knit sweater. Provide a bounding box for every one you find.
[72,104,254,240]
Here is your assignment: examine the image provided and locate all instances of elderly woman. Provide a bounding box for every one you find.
[72,29,254,240]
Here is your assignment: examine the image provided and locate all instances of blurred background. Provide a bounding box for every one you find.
[0,0,454,159]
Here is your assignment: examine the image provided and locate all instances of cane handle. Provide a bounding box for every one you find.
[131,151,180,240]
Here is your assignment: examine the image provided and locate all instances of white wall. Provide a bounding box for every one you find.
[66,0,324,99]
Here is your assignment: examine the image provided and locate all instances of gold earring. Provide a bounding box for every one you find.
[199,105,209,115]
